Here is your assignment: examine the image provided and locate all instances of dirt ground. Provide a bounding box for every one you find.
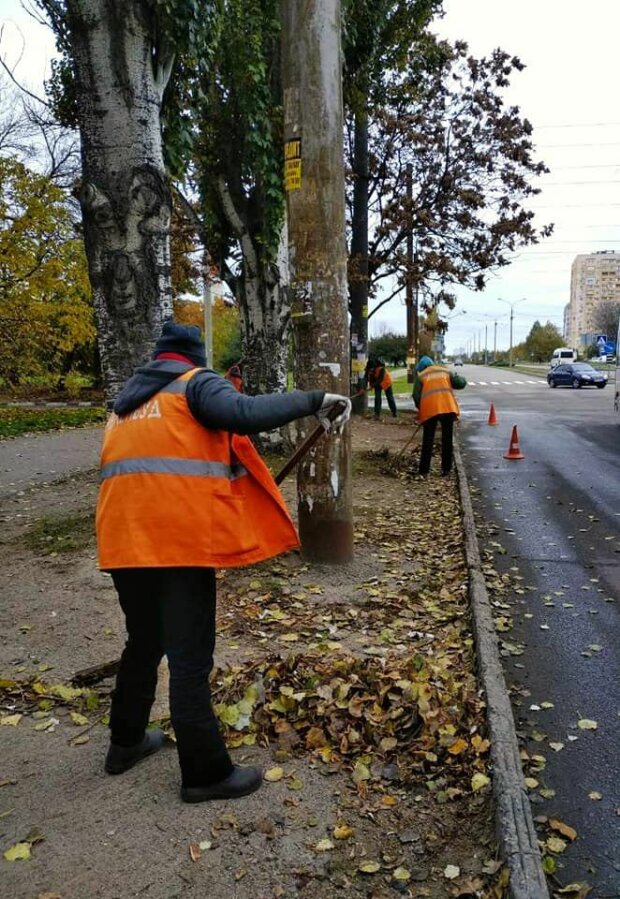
[0,415,504,899]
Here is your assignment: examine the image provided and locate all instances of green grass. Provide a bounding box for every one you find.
[24,511,95,555]
[390,374,412,394]
[0,405,105,440]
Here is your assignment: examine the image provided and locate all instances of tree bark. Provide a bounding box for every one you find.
[281,0,353,563]
[216,178,290,396]
[349,107,369,413]
[64,0,174,404]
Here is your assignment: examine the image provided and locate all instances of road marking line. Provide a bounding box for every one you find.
[513,380,524,384]
[502,381,511,384]
[469,381,477,385]
[478,381,488,385]
[491,381,500,384]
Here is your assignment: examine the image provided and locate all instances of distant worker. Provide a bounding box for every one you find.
[224,363,244,393]
[97,323,351,804]
[365,356,397,419]
[413,355,466,476]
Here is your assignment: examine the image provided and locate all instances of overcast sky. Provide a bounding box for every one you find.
[2,0,620,354]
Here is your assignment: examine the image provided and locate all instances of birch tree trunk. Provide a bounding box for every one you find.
[62,0,174,403]
[281,0,353,563]
[217,177,290,395]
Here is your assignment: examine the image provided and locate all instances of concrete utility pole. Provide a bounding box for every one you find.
[281,0,353,563]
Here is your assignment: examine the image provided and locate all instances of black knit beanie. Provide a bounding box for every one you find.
[153,322,207,367]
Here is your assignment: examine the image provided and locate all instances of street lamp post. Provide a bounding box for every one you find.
[498,298,527,368]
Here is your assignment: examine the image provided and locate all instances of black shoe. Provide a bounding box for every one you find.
[181,765,263,803]
[105,728,166,775]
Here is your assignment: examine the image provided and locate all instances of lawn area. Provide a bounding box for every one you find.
[390,373,411,394]
[0,405,106,440]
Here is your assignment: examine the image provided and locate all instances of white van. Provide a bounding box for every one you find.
[549,347,577,369]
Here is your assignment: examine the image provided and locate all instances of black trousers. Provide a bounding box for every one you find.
[374,385,397,417]
[110,567,233,788]
[419,413,456,475]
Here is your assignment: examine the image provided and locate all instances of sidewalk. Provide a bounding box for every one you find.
[0,426,102,501]
[0,417,503,899]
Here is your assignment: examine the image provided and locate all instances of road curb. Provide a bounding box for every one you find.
[454,439,550,899]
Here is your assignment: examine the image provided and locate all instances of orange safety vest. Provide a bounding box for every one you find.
[372,365,392,390]
[418,365,460,423]
[96,368,299,569]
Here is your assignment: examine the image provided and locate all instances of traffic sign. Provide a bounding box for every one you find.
[604,341,616,355]
[596,334,607,345]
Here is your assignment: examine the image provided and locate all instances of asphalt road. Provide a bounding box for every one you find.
[458,364,620,896]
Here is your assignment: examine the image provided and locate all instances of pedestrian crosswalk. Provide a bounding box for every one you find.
[467,379,544,386]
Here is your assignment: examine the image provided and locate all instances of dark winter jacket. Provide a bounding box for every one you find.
[113,360,324,435]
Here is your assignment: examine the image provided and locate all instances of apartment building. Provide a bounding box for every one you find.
[564,251,620,347]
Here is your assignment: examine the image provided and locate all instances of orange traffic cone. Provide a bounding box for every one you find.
[487,403,498,426]
[504,425,525,460]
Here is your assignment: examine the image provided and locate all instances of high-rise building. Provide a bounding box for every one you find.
[564,251,620,347]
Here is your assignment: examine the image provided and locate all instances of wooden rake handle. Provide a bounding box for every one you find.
[275,401,347,486]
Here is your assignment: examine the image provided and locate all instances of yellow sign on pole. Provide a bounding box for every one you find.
[284,138,302,191]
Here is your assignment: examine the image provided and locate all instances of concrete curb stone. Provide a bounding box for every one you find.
[454,439,550,899]
[0,401,98,407]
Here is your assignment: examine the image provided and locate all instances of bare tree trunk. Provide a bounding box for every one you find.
[62,0,174,403]
[281,0,353,563]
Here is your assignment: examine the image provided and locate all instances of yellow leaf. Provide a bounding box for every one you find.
[70,712,89,726]
[471,772,490,792]
[352,761,371,784]
[279,633,299,642]
[287,777,303,791]
[4,841,31,861]
[333,823,354,840]
[264,767,284,783]
[359,861,380,874]
[447,737,468,756]
[546,836,567,854]
[0,714,22,727]
[588,791,602,800]
[314,839,334,852]
[577,719,597,730]
[393,867,410,881]
[524,777,539,789]
[49,684,83,701]
[189,842,201,862]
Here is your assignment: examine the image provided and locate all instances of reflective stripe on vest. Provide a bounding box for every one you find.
[100,457,248,481]
[418,367,459,422]
[96,367,299,569]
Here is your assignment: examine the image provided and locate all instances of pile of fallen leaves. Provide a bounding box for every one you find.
[0,675,105,744]
[211,650,489,794]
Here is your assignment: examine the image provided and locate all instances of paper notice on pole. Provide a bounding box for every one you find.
[284,138,302,191]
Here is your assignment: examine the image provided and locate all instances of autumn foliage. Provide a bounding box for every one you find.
[0,157,94,387]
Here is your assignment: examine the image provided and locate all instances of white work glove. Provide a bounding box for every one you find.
[317,394,352,430]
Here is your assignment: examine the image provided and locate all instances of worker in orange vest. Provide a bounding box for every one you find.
[97,323,351,803]
[224,362,244,392]
[365,356,397,419]
[413,355,466,475]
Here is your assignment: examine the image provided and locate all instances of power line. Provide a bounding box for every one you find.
[541,179,620,186]
[535,122,620,129]
[537,141,620,149]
